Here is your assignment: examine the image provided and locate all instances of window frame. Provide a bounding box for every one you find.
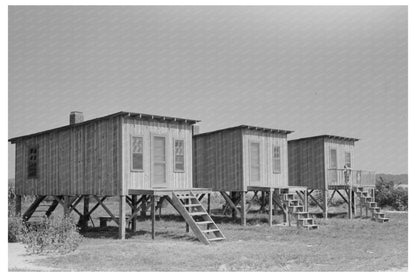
[272,145,281,174]
[130,135,144,172]
[27,145,39,179]
[173,139,185,173]
[249,141,261,183]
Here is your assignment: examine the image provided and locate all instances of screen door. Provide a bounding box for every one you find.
[152,136,167,186]
[329,149,338,184]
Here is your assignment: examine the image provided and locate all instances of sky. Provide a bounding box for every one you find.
[8,6,408,177]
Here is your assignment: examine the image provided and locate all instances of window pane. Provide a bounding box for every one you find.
[132,153,143,170]
[345,152,351,167]
[154,137,166,162]
[28,147,38,178]
[131,137,143,170]
[250,143,260,182]
[174,140,185,171]
[175,162,184,171]
[273,146,281,173]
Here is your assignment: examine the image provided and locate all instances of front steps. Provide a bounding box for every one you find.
[170,192,225,245]
[275,189,318,230]
[353,186,389,223]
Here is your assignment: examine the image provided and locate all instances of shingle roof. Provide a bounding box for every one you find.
[194,125,293,137]
[289,134,359,143]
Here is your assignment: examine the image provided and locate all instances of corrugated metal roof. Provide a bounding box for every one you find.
[9,111,200,143]
[194,125,293,137]
[289,134,359,143]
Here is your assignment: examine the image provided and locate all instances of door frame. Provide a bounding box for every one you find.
[150,133,169,188]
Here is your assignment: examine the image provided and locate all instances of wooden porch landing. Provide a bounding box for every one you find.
[128,188,212,196]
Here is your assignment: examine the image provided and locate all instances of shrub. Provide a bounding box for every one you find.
[375,177,408,211]
[8,216,25,242]
[20,216,83,254]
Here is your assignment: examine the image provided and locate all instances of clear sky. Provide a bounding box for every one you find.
[8,6,407,177]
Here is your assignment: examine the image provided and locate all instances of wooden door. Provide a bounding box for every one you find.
[152,136,167,187]
[329,149,338,185]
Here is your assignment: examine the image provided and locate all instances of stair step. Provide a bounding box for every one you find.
[196,221,213,225]
[184,204,201,208]
[304,224,319,230]
[201,229,220,233]
[189,212,207,216]
[208,237,225,241]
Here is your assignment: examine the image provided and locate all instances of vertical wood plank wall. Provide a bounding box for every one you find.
[323,138,355,188]
[121,117,193,194]
[14,116,122,196]
[241,130,289,189]
[288,138,325,190]
[193,129,244,191]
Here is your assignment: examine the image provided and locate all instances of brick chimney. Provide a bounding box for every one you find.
[69,111,84,125]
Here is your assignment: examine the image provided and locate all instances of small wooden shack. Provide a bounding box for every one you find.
[9,111,225,244]
[193,125,318,229]
[288,135,388,223]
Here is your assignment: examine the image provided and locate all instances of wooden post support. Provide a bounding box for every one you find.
[241,191,246,226]
[15,195,22,217]
[63,196,70,217]
[231,192,237,219]
[268,190,273,227]
[185,197,189,233]
[352,191,356,217]
[141,196,147,218]
[151,195,156,240]
[323,190,328,219]
[80,195,89,228]
[305,189,309,212]
[348,188,352,219]
[119,195,126,240]
[207,193,211,215]
[131,195,137,232]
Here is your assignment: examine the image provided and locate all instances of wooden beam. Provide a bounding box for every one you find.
[309,193,324,211]
[119,195,126,240]
[86,196,107,217]
[198,194,205,202]
[207,193,211,215]
[323,190,328,219]
[151,195,156,240]
[241,191,246,226]
[63,196,70,216]
[93,195,119,225]
[268,190,273,227]
[82,195,90,228]
[335,189,349,204]
[220,191,241,217]
[347,188,352,220]
[328,190,337,204]
[131,195,137,232]
[15,195,22,216]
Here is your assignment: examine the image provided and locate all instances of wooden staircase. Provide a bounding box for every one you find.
[275,189,318,230]
[22,196,60,222]
[169,192,225,245]
[353,186,389,223]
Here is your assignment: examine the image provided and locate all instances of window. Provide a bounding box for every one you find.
[272,145,281,173]
[131,136,143,171]
[153,136,167,185]
[345,152,351,167]
[330,149,337,168]
[27,146,38,178]
[174,140,185,172]
[250,142,260,182]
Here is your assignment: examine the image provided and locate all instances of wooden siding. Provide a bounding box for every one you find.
[193,129,244,191]
[121,118,193,194]
[288,137,325,190]
[324,138,355,188]
[242,130,289,189]
[14,116,122,196]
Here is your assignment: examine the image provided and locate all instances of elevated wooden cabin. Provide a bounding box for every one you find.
[9,111,228,243]
[10,111,198,196]
[193,125,293,192]
[288,135,378,220]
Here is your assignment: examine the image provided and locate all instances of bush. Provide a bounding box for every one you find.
[8,216,25,242]
[375,177,408,211]
[20,216,83,254]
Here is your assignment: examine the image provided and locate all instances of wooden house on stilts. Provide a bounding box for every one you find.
[193,125,318,229]
[9,111,225,244]
[288,135,389,222]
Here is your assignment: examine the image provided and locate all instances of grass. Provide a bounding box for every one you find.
[25,211,407,271]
